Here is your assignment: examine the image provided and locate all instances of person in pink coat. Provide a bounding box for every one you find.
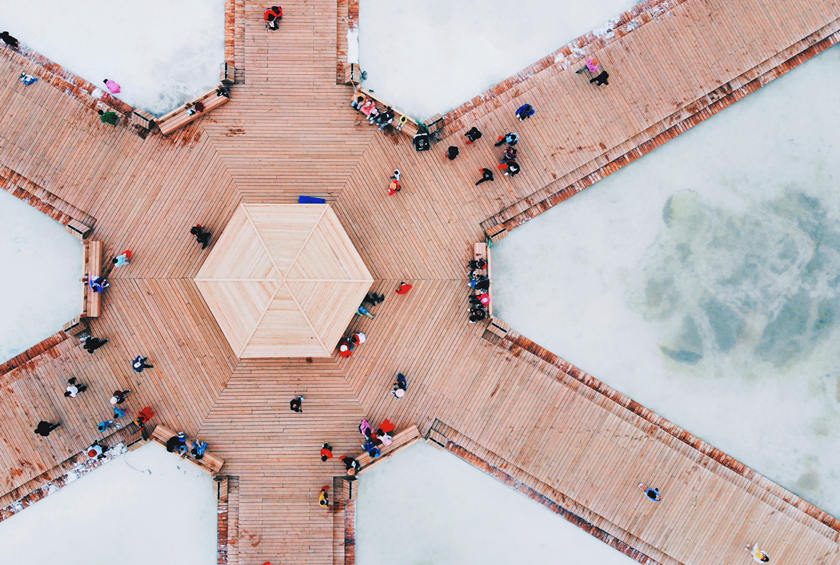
[103,78,121,94]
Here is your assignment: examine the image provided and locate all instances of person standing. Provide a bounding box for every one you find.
[515,104,535,120]
[576,57,600,75]
[464,126,482,144]
[0,31,19,49]
[132,356,153,372]
[392,372,407,398]
[98,110,119,125]
[445,146,459,160]
[264,6,283,30]
[112,250,132,267]
[190,225,212,249]
[498,161,521,177]
[638,483,661,501]
[289,395,304,412]
[318,486,330,508]
[590,70,610,86]
[34,420,60,437]
[494,132,519,147]
[745,543,770,563]
[320,443,333,461]
[103,79,121,94]
[475,168,494,186]
[64,377,88,398]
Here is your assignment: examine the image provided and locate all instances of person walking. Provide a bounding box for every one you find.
[392,372,407,398]
[356,305,375,319]
[338,337,355,358]
[264,6,283,30]
[515,104,535,120]
[464,126,482,144]
[103,79,121,94]
[318,486,330,508]
[113,405,127,419]
[18,72,38,86]
[97,419,119,432]
[387,169,402,196]
[289,395,304,412]
[112,250,132,267]
[638,483,661,501]
[590,70,610,86]
[83,336,109,354]
[745,543,770,563]
[359,418,373,438]
[445,146,459,160]
[132,356,153,372]
[320,442,333,461]
[34,420,60,437]
[110,389,131,405]
[64,377,88,398]
[494,132,519,147]
[395,282,412,294]
[341,455,361,477]
[134,406,155,428]
[97,109,119,125]
[475,168,494,186]
[190,225,212,249]
[0,31,20,49]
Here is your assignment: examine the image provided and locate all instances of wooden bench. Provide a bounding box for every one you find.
[355,425,421,475]
[473,241,492,317]
[81,240,102,318]
[150,423,224,475]
[354,87,420,137]
[157,87,230,136]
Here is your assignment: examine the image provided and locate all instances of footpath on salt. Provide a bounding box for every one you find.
[2,0,225,116]
[357,0,637,120]
[0,190,81,363]
[355,442,633,565]
[0,442,217,565]
[493,47,840,515]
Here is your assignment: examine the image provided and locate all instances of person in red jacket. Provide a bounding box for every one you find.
[264,6,283,30]
[395,282,412,294]
[320,442,333,461]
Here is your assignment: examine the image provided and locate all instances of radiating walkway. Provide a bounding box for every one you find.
[0,1,839,564]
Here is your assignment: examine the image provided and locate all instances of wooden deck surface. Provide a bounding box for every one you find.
[1,1,840,564]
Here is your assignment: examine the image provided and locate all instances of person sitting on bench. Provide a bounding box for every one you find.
[89,276,110,293]
[190,439,208,460]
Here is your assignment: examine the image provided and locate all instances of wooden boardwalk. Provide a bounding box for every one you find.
[1,1,839,564]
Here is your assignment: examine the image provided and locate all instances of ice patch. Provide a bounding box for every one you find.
[492,47,840,515]
[356,442,633,564]
[358,0,639,119]
[0,191,82,363]
[2,0,225,116]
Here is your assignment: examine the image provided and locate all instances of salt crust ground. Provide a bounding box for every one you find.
[356,442,633,565]
[1,0,225,116]
[0,190,81,362]
[358,0,637,120]
[0,442,216,565]
[493,47,840,515]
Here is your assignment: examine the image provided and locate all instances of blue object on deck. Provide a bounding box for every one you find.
[298,196,327,204]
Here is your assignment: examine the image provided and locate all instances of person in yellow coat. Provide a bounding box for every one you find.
[318,486,330,509]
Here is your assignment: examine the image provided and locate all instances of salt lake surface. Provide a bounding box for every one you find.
[358,0,638,120]
[356,442,634,564]
[0,443,217,565]
[493,46,840,516]
[0,190,82,362]
[1,0,225,116]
